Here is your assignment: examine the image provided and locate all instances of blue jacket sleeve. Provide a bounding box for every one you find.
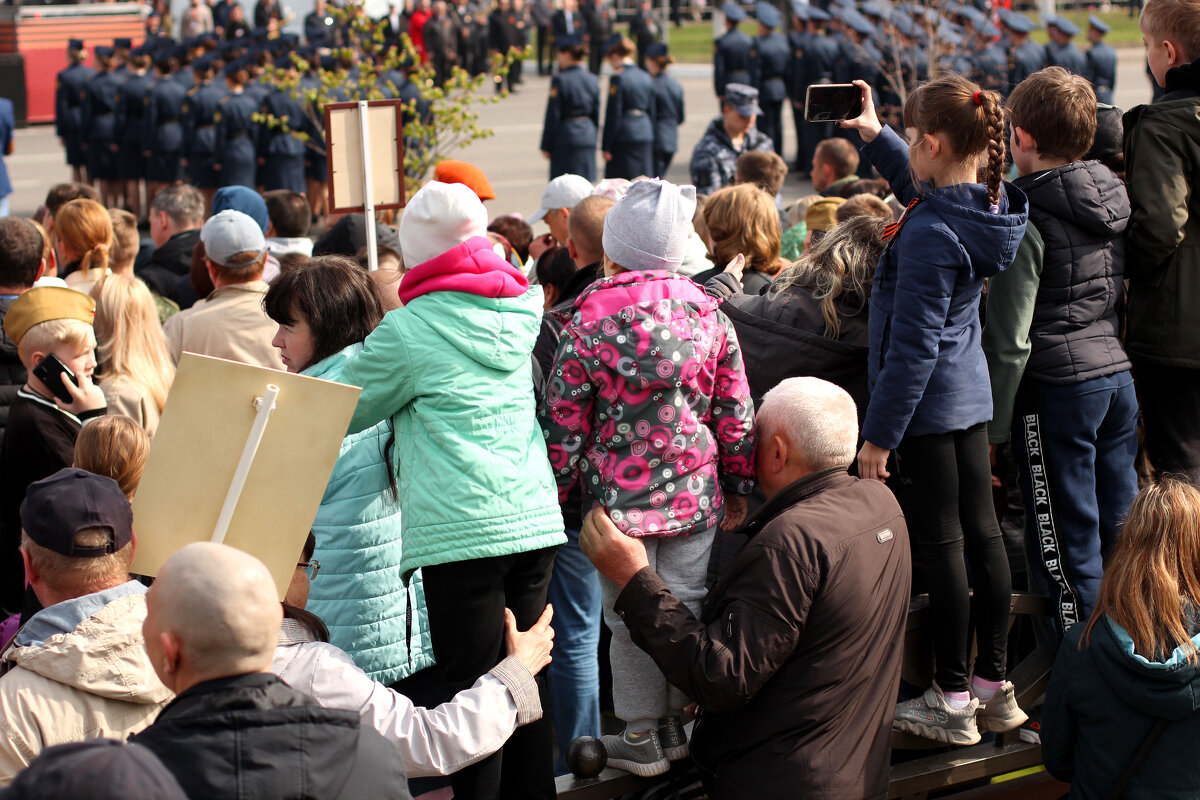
[338,311,419,435]
[602,75,620,153]
[860,224,963,450]
[860,124,918,205]
[541,76,561,153]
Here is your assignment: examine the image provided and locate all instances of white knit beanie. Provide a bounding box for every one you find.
[399,181,489,267]
[602,179,697,272]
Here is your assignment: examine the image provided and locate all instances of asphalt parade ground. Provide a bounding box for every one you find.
[5,45,1155,223]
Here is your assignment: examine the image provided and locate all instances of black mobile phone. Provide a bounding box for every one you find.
[804,84,864,122]
[32,353,76,404]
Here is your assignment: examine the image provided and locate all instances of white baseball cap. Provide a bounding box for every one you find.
[528,174,595,223]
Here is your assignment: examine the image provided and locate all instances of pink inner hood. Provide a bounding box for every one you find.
[397,236,529,305]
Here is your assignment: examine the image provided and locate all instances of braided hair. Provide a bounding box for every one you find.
[903,74,1007,211]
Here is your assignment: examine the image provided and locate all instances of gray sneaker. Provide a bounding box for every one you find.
[973,681,1029,733]
[657,715,689,761]
[601,729,670,777]
[893,683,981,746]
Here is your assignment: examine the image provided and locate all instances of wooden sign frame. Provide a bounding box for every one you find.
[324,98,406,214]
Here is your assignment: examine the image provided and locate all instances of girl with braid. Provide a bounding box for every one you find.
[841,75,1029,746]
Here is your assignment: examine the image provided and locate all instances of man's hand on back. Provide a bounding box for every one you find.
[580,506,649,589]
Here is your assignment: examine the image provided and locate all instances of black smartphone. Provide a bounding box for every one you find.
[32,353,76,404]
[804,84,864,122]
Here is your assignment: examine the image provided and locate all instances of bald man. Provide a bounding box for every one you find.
[132,543,410,800]
[580,377,910,799]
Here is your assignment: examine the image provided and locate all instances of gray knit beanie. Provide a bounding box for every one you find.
[602,179,697,272]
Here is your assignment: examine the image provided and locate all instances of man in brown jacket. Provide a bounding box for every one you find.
[581,376,910,799]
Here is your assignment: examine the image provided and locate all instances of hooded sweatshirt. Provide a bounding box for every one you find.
[0,583,173,784]
[1043,616,1200,798]
[539,269,756,538]
[339,237,565,576]
[860,125,1028,450]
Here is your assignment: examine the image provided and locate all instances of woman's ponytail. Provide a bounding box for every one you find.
[83,242,110,275]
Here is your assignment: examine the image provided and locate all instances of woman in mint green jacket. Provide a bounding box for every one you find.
[339,181,565,800]
[265,257,435,687]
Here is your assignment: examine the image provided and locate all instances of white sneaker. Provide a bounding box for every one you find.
[893,683,981,746]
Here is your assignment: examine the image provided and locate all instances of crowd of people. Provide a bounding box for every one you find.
[0,0,1198,797]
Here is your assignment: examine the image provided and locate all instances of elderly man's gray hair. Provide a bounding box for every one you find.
[758,377,858,470]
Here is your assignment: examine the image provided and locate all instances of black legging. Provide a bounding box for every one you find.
[891,423,1011,692]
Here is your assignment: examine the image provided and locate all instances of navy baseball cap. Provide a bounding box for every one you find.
[0,740,187,800]
[21,469,133,558]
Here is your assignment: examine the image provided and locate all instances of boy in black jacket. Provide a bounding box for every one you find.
[983,66,1138,646]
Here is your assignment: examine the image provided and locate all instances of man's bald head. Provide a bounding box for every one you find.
[566,195,614,268]
[145,543,282,690]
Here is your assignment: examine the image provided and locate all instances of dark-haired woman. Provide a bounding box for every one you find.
[214,60,259,189]
[540,36,599,180]
[265,256,435,688]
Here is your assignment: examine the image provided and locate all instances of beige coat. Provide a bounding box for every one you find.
[0,592,173,784]
[100,374,163,438]
[162,281,285,371]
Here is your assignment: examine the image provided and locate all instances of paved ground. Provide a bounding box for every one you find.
[6,46,1156,222]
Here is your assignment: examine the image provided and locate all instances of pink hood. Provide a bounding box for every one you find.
[397,236,529,305]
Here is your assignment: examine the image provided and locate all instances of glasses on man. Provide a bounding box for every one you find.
[298,560,321,581]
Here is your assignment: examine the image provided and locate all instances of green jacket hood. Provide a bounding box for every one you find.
[403,288,544,372]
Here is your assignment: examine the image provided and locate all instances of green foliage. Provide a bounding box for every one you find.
[256,0,520,196]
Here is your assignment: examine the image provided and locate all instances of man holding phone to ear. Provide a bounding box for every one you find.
[0,286,107,616]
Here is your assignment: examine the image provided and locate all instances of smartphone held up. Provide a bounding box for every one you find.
[804,84,865,123]
[32,353,76,404]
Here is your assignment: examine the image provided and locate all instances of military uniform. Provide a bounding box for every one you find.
[115,66,153,182]
[714,3,752,100]
[215,88,258,189]
[55,49,95,172]
[143,67,188,184]
[749,2,789,158]
[257,81,307,192]
[182,67,226,190]
[602,60,656,179]
[790,7,837,173]
[629,8,660,70]
[648,45,684,177]
[1004,13,1045,93]
[1086,16,1116,104]
[81,57,122,182]
[690,84,773,196]
[541,54,600,180]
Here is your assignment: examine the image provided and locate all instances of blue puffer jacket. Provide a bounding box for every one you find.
[1043,616,1200,798]
[860,126,1028,450]
[303,344,435,685]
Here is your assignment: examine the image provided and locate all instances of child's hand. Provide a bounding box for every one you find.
[857,441,891,482]
[55,370,107,416]
[723,253,746,284]
[721,493,748,530]
[504,605,554,676]
[838,80,883,144]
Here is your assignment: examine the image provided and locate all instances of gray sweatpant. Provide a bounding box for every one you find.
[601,527,716,732]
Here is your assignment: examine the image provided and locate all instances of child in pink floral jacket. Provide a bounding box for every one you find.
[539,179,755,777]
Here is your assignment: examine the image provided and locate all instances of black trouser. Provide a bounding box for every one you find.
[535,24,550,74]
[890,423,1011,692]
[422,546,559,800]
[653,149,674,179]
[1131,359,1200,485]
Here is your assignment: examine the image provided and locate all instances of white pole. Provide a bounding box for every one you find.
[211,383,280,545]
[359,100,379,272]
